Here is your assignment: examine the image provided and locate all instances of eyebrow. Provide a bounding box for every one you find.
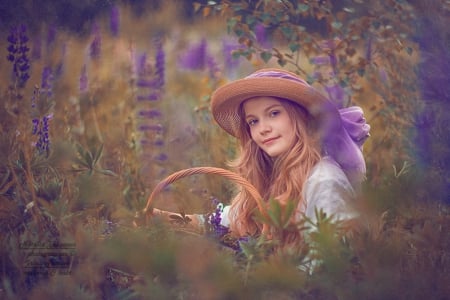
[245,104,283,120]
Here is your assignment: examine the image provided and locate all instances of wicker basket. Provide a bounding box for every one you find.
[135,167,269,233]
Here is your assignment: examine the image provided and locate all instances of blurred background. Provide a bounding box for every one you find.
[0,0,448,299]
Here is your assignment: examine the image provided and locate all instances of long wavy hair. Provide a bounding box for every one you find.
[227,98,322,239]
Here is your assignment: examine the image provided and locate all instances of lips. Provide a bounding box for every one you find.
[262,137,279,145]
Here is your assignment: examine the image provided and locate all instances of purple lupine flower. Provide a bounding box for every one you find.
[222,38,242,77]
[89,23,101,59]
[137,79,163,89]
[378,67,389,84]
[54,43,66,78]
[154,38,165,89]
[135,41,167,176]
[7,24,31,87]
[153,153,168,162]
[310,55,330,65]
[102,219,118,236]
[138,109,162,118]
[41,67,53,97]
[365,37,372,62]
[46,24,57,48]
[140,139,164,147]
[328,52,338,75]
[178,39,207,70]
[138,124,163,133]
[136,93,161,101]
[136,53,149,76]
[31,36,42,60]
[153,139,164,146]
[206,54,220,80]
[206,199,229,239]
[79,64,88,93]
[255,23,271,48]
[33,114,53,156]
[109,5,120,37]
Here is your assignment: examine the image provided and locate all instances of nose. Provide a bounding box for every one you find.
[258,120,271,135]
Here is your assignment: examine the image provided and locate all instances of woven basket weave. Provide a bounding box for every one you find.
[135,167,269,233]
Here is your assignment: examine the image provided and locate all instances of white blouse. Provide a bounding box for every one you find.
[219,156,358,227]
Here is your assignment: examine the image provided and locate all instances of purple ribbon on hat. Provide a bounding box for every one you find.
[339,106,370,149]
[326,106,371,185]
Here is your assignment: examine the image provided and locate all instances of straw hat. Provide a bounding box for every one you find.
[211,68,338,137]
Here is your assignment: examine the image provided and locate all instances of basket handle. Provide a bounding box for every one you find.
[140,167,269,232]
[143,167,265,214]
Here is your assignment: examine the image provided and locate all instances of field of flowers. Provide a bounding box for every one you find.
[0,1,448,299]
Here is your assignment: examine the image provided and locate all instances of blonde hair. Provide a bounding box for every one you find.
[228,98,322,240]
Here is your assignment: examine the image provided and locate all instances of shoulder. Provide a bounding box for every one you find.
[303,156,357,221]
[307,156,349,184]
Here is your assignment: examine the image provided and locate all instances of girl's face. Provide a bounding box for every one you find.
[243,97,296,157]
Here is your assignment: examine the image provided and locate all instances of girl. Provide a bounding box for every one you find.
[150,68,370,242]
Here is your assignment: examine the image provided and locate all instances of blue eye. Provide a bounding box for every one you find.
[270,110,280,117]
[247,119,257,126]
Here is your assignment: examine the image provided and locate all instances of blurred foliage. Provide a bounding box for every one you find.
[0,0,449,299]
[195,0,428,184]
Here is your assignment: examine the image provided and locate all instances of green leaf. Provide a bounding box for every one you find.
[231,50,241,59]
[357,68,365,77]
[277,59,287,66]
[331,21,343,30]
[280,26,293,39]
[261,12,272,23]
[260,51,272,63]
[93,143,104,165]
[267,199,281,228]
[406,46,413,55]
[97,169,118,177]
[73,157,90,169]
[288,42,300,52]
[281,201,296,229]
[297,4,309,13]
[246,15,257,27]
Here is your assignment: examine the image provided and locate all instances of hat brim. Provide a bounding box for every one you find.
[211,69,334,137]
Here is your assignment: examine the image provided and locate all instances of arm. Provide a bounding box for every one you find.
[150,208,204,233]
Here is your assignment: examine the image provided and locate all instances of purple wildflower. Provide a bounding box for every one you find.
[41,67,53,97]
[138,124,163,133]
[222,38,242,77]
[79,64,88,93]
[310,55,330,65]
[7,24,31,87]
[154,38,165,89]
[31,36,42,60]
[255,23,271,48]
[178,39,207,70]
[32,114,52,156]
[153,153,168,162]
[378,67,389,84]
[206,54,220,80]
[102,219,118,236]
[328,52,338,75]
[46,24,57,48]
[138,109,162,118]
[206,199,229,239]
[110,5,120,37]
[136,53,149,76]
[153,139,164,146]
[135,40,167,176]
[136,93,161,101]
[89,23,101,59]
[365,37,372,62]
